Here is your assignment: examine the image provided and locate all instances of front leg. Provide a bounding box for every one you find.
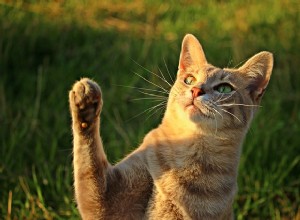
[69,78,108,219]
[69,78,153,220]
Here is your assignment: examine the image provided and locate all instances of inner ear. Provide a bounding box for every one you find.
[239,51,274,102]
[178,34,207,72]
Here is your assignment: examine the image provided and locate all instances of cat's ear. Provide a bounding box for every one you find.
[239,51,273,102]
[178,34,207,72]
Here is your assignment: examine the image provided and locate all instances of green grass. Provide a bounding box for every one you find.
[1,0,299,219]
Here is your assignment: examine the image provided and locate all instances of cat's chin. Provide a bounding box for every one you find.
[185,104,212,122]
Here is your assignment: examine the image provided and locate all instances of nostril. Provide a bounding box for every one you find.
[191,87,205,98]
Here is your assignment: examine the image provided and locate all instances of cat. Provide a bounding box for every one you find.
[69,34,273,220]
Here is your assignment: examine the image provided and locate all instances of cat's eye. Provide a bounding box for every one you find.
[214,83,234,93]
[184,75,196,85]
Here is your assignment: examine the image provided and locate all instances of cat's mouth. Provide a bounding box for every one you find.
[185,101,213,119]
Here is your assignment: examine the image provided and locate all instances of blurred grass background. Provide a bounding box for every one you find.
[0,0,299,219]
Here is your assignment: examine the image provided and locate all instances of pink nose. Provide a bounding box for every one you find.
[191,87,205,98]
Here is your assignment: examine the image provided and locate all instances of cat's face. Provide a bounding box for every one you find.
[166,34,273,131]
[169,66,256,129]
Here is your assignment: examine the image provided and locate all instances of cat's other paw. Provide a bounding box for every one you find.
[69,78,102,130]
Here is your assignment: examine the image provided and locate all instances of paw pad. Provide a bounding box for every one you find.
[81,122,88,128]
[69,78,103,130]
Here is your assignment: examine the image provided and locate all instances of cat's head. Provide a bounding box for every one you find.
[165,34,273,132]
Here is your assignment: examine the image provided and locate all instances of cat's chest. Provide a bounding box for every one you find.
[150,145,235,194]
[149,164,236,219]
[144,137,237,218]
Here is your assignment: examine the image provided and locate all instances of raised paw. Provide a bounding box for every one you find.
[69,78,102,130]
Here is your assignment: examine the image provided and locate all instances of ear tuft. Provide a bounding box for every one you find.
[178,34,207,71]
[239,51,274,101]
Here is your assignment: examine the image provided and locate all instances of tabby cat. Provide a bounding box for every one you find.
[69,34,273,219]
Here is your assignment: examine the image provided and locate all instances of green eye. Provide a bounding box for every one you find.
[215,83,233,93]
[184,76,196,85]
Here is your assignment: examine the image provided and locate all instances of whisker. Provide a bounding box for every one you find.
[144,102,167,120]
[132,60,171,88]
[216,87,246,104]
[138,90,168,99]
[218,103,262,108]
[211,107,223,120]
[220,108,242,124]
[163,58,175,84]
[131,97,167,101]
[216,91,237,103]
[157,66,173,88]
[115,84,170,95]
[146,104,166,121]
[133,71,169,93]
[126,101,167,122]
[233,58,248,69]
[216,92,226,103]
[212,111,218,135]
[146,101,167,113]
[226,58,233,68]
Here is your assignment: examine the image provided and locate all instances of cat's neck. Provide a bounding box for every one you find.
[161,112,241,139]
[142,118,243,176]
[154,114,246,163]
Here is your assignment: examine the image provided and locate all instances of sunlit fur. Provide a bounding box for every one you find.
[69,34,273,220]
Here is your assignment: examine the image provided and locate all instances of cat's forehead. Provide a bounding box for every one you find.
[209,65,245,77]
[184,65,242,84]
[189,65,219,80]
[204,66,244,86]
[200,66,232,81]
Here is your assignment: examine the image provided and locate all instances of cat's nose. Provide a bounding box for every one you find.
[191,87,205,98]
